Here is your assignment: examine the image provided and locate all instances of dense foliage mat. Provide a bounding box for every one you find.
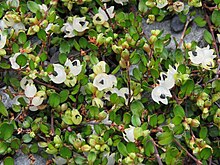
[0,0,220,164]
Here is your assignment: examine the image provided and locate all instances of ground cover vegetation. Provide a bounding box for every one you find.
[0,0,220,164]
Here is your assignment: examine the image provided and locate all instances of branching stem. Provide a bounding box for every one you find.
[151,138,163,165]
[174,139,202,165]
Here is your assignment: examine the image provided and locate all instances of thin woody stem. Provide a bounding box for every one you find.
[174,139,202,165]
[126,62,132,109]
[178,17,192,48]
[151,138,163,165]
[204,6,220,78]
[34,79,61,92]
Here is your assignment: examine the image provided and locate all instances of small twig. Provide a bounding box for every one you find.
[178,17,192,48]
[204,7,220,77]
[50,111,54,136]
[126,62,132,109]
[203,3,217,11]
[209,156,212,165]
[151,138,163,165]
[33,79,61,92]
[13,111,23,122]
[174,139,202,165]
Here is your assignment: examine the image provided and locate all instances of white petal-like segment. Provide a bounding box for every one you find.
[93,61,106,74]
[73,17,89,32]
[29,106,38,111]
[0,30,7,49]
[189,46,216,69]
[20,76,33,90]
[158,72,175,89]
[9,53,21,69]
[49,64,66,84]
[123,125,135,142]
[25,83,37,98]
[32,96,44,106]
[93,73,117,91]
[65,59,82,76]
[151,85,172,105]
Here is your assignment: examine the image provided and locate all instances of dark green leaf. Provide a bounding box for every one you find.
[60,41,70,54]
[180,79,194,96]
[158,132,173,145]
[211,10,220,26]
[3,156,14,165]
[27,1,40,13]
[131,114,141,127]
[37,29,47,41]
[60,146,72,159]
[0,142,8,154]
[131,101,144,116]
[117,142,128,156]
[173,105,185,118]
[49,93,61,107]
[203,30,213,44]
[60,90,69,103]
[22,134,32,143]
[194,16,206,27]
[16,54,27,67]
[149,114,157,127]
[0,100,8,117]
[199,127,208,139]
[88,151,96,163]
[144,140,154,156]
[0,123,14,140]
[200,148,212,160]
[18,32,27,44]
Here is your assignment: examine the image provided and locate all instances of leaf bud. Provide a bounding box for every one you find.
[190,119,200,127]
[81,144,91,152]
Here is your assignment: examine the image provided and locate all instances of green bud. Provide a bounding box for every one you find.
[191,119,200,127]
[129,153,136,159]
[119,59,127,68]
[121,49,130,60]
[61,103,68,111]
[80,7,89,14]
[124,156,133,164]
[112,45,122,54]
[29,131,36,138]
[204,100,212,107]
[100,144,109,152]
[0,49,6,56]
[121,41,129,49]
[125,33,132,42]
[81,144,91,152]
[202,107,209,114]
[73,139,82,149]
[40,20,48,29]
[196,98,204,107]
[89,138,96,147]
[54,135,62,144]
[95,144,101,150]
[98,111,107,120]
[97,33,105,45]
[200,92,209,100]
[105,37,113,44]
[202,112,209,119]
[185,118,192,124]
[149,35,157,44]
[146,1,155,7]
[143,43,151,54]
[151,30,161,36]
[183,121,190,131]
